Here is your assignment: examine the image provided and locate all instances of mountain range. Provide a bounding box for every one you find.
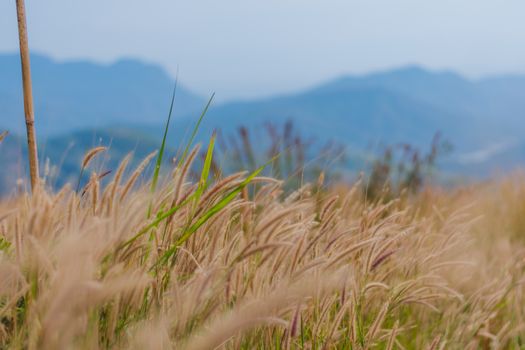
[0,53,204,135]
[2,52,525,192]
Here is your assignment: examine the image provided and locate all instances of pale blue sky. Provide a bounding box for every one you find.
[2,0,525,101]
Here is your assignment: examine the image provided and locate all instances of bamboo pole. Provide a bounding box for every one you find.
[16,0,39,191]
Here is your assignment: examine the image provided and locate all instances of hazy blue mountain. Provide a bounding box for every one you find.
[314,66,480,114]
[309,66,525,139]
[0,53,204,136]
[196,84,461,147]
[0,127,174,195]
[183,65,525,170]
[3,54,525,190]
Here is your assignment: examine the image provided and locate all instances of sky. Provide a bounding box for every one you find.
[2,0,525,101]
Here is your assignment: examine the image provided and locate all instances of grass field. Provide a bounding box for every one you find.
[0,144,524,349]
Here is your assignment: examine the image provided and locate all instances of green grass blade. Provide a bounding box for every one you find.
[183,153,280,241]
[177,93,215,169]
[147,76,179,218]
[119,191,197,251]
[184,163,263,238]
[194,132,216,202]
[154,163,266,268]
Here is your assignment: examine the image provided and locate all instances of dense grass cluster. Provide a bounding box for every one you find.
[0,147,524,349]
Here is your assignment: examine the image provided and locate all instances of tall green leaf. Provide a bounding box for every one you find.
[119,191,198,251]
[194,132,216,203]
[155,163,265,268]
[150,79,178,196]
[177,93,215,169]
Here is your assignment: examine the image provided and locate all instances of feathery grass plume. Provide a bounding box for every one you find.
[198,172,245,206]
[1,151,525,348]
[107,152,133,214]
[184,270,348,350]
[76,146,107,192]
[120,150,157,201]
[172,145,201,206]
[81,146,107,170]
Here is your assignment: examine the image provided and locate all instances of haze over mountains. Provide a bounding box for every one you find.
[2,52,525,191]
[0,53,204,135]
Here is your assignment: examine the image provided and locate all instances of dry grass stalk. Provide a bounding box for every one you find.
[81,146,107,169]
[15,0,39,191]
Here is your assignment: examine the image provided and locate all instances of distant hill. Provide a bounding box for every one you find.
[0,127,173,195]
[0,53,204,136]
[3,55,525,190]
[182,66,525,173]
[192,67,521,147]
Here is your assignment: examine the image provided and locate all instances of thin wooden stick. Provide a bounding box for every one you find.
[16,0,39,191]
